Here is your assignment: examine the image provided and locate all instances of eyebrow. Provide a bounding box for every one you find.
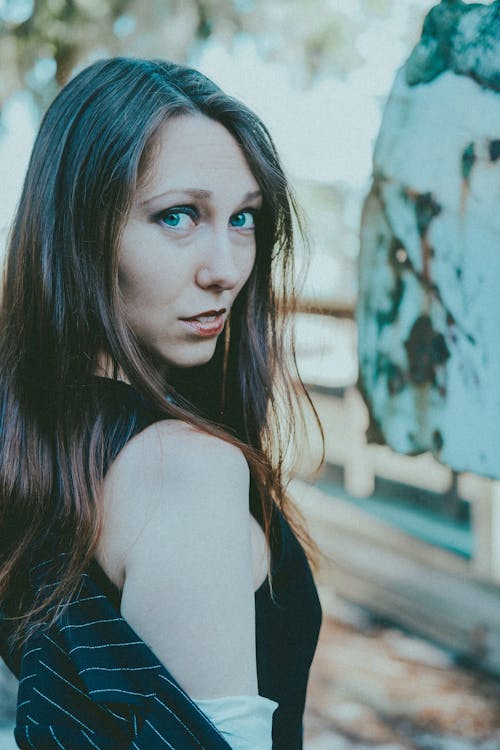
[141,188,262,207]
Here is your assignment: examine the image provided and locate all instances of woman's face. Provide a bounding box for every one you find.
[118,114,261,370]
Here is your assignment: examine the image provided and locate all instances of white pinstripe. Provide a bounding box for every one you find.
[30,553,68,572]
[158,674,194,705]
[153,695,204,748]
[69,640,143,654]
[32,687,95,734]
[82,730,103,749]
[158,673,225,738]
[31,631,140,734]
[106,706,129,724]
[145,719,176,749]
[79,664,161,675]
[43,634,69,657]
[19,672,37,684]
[88,687,156,698]
[59,617,122,632]
[24,726,36,750]
[50,726,67,750]
[39,660,93,701]
[39,581,62,590]
[47,595,106,613]
[72,594,106,604]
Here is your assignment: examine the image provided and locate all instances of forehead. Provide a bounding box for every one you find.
[138,114,259,198]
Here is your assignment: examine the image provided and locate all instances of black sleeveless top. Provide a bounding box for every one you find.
[1,378,322,749]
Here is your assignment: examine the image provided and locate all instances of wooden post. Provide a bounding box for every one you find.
[343,387,374,498]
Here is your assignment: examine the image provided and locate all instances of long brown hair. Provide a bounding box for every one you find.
[0,58,323,651]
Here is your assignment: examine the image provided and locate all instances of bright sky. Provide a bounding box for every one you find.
[196,2,423,186]
[0,0,436,255]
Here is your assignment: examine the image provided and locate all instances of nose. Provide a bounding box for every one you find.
[195,227,242,291]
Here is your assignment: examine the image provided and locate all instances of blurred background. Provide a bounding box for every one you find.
[1,1,500,748]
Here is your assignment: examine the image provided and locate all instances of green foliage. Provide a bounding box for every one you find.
[0,0,134,102]
[0,0,372,114]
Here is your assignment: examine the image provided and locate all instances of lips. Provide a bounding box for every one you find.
[180,308,226,322]
[179,308,226,338]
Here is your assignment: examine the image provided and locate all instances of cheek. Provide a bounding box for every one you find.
[118,261,147,308]
[118,235,146,302]
[239,247,257,288]
[119,269,180,316]
[118,225,166,299]
[118,243,178,306]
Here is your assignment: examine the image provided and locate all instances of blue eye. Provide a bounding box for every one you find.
[158,207,197,229]
[230,210,256,230]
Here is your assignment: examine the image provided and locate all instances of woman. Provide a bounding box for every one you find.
[0,58,322,749]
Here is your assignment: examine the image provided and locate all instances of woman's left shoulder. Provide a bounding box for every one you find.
[96,419,258,698]
[95,419,250,588]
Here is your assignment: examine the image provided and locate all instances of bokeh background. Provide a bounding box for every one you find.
[1,1,500,748]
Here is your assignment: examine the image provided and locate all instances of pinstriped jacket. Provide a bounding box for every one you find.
[7,559,232,750]
[3,500,322,750]
[1,380,322,749]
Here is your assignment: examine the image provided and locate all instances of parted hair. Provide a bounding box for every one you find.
[0,57,322,649]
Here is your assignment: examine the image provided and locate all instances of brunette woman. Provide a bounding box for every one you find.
[0,57,322,750]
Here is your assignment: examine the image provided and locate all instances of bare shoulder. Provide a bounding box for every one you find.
[96,419,257,698]
[97,419,250,585]
[106,417,248,484]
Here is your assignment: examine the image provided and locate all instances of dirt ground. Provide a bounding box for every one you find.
[304,592,500,750]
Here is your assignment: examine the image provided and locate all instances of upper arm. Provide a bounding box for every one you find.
[97,420,257,700]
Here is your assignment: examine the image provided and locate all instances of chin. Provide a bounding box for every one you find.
[170,357,215,369]
[162,343,218,370]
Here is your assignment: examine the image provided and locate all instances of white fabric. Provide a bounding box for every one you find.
[194,694,278,750]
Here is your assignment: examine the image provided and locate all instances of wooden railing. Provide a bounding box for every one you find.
[293,311,500,675]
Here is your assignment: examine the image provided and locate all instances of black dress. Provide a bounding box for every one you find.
[1,379,322,749]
